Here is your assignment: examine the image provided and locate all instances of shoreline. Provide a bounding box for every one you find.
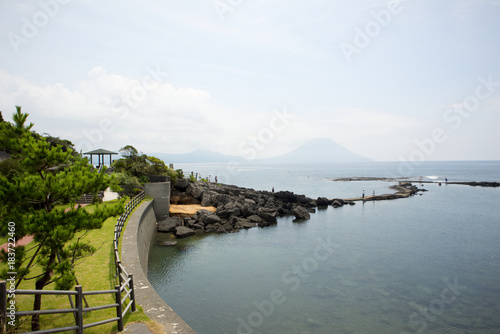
[162,180,427,238]
[329,176,500,187]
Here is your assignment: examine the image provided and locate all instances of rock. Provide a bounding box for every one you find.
[247,215,264,225]
[332,199,344,208]
[317,197,330,206]
[196,210,222,225]
[305,200,317,208]
[257,207,278,223]
[157,217,182,232]
[174,226,195,238]
[205,223,221,233]
[158,241,177,246]
[186,183,204,199]
[231,217,257,229]
[170,190,200,204]
[273,191,297,202]
[216,202,241,218]
[217,222,234,233]
[201,191,216,206]
[204,213,223,225]
[296,194,311,204]
[292,206,311,220]
[175,178,189,191]
[214,194,231,206]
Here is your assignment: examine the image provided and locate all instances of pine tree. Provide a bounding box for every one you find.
[0,108,124,331]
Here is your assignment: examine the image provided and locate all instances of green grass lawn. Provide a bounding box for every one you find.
[1,198,154,334]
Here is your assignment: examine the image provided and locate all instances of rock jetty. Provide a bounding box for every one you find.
[161,180,424,238]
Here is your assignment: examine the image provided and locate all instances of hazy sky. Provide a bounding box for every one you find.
[1,0,499,161]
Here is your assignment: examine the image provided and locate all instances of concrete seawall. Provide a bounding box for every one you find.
[121,200,196,334]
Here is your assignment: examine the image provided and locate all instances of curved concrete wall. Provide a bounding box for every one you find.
[136,201,156,274]
[121,200,196,334]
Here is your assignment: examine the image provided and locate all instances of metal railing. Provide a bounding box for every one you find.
[0,191,146,334]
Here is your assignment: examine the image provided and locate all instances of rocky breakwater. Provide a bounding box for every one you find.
[160,180,345,238]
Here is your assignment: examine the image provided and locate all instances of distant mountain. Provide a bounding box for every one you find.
[155,149,245,164]
[262,138,372,163]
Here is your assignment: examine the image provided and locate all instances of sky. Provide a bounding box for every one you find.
[1,0,500,161]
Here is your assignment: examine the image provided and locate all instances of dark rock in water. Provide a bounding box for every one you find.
[273,191,298,202]
[465,181,500,187]
[230,216,257,229]
[296,194,311,204]
[157,217,182,232]
[195,210,217,224]
[317,197,330,206]
[174,226,195,238]
[292,206,311,220]
[306,199,318,208]
[177,245,195,252]
[257,207,278,223]
[175,178,189,191]
[332,199,344,208]
[158,241,178,246]
[247,215,264,225]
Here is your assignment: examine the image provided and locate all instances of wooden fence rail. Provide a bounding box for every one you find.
[0,192,145,334]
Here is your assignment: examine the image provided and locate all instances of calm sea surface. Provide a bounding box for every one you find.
[148,161,500,334]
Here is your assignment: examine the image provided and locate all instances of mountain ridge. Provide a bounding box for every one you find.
[154,138,372,163]
[259,138,372,163]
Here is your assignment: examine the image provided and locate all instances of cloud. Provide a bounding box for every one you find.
[0,67,238,154]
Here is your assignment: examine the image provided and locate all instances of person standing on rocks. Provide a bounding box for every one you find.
[362,190,365,199]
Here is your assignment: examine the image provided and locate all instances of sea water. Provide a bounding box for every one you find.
[147,161,500,333]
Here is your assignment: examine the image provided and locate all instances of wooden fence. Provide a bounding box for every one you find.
[0,191,145,334]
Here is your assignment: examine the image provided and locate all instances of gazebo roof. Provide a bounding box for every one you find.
[83,149,118,155]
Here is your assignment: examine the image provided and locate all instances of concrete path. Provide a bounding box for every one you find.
[121,201,197,334]
[122,322,154,334]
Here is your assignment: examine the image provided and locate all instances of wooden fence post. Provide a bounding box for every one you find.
[0,281,6,334]
[75,285,83,334]
[129,275,136,312]
[117,261,123,287]
[114,285,123,332]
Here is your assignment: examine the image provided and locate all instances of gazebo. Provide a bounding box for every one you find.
[83,148,118,167]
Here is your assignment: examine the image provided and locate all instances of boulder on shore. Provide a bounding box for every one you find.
[175,178,189,191]
[317,197,330,206]
[292,206,311,221]
[157,217,182,232]
[174,226,195,238]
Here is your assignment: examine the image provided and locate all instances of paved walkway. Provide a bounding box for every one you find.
[122,322,154,334]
